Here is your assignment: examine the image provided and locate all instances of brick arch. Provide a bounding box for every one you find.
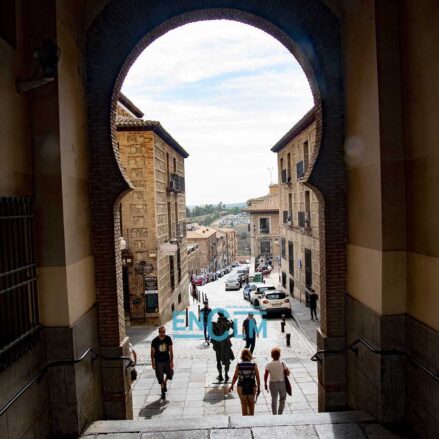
[87,0,346,417]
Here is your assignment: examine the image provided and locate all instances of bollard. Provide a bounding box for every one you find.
[198,304,201,321]
[281,314,286,323]
[185,307,189,327]
[281,321,285,333]
[286,333,291,347]
[197,288,200,302]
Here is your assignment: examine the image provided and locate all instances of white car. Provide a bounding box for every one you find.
[259,290,292,316]
[225,277,241,291]
[250,284,276,305]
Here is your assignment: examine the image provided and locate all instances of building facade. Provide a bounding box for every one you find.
[117,96,189,324]
[217,228,238,264]
[243,184,281,260]
[272,109,321,308]
[1,2,439,437]
[187,244,201,277]
[186,226,218,272]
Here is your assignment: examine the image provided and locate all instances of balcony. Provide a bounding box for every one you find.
[259,228,270,234]
[168,174,185,193]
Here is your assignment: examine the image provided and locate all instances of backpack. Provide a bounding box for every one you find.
[240,363,256,395]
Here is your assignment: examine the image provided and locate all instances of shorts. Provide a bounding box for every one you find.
[155,361,174,384]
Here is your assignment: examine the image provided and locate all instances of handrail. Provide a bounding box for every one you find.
[0,347,134,417]
[310,337,439,383]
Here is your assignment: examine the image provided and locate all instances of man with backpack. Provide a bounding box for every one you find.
[211,312,235,382]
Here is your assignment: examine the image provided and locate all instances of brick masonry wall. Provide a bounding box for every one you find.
[86,0,345,415]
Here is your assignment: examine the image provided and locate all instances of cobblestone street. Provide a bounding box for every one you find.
[128,267,320,419]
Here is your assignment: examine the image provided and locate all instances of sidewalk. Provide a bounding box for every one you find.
[264,269,319,349]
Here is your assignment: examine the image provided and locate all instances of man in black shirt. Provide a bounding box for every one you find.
[201,301,212,344]
[151,326,174,399]
[309,289,318,320]
[242,312,258,353]
[211,312,235,382]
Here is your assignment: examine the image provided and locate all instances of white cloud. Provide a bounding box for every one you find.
[122,20,313,205]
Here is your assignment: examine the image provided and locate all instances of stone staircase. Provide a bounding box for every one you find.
[80,411,407,438]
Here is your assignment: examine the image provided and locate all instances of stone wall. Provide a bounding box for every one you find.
[276,120,321,305]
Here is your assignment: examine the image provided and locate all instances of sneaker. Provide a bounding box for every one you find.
[163,383,167,393]
[225,374,230,382]
[161,390,166,399]
[217,375,224,382]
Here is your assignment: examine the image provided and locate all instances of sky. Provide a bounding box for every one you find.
[122,20,313,206]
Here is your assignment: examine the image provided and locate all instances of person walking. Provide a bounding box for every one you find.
[228,348,261,416]
[150,326,174,399]
[264,347,290,415]
[242,312,258,353]
[309,289,318,320]
[201,301,212,344]
[211,312,235,382]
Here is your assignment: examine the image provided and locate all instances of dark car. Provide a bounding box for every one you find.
[207,272,217,281]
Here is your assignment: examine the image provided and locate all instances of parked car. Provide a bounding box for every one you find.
[216,270,224,278]
[202,274,210,283]
[207,272,217,282]
[192,275,205,286]
[225,277,241,291]
[250,284,276,306]
[232,262,239,267]
[243,282,265,300]
[259,290,292,316]
[224,266,231,274]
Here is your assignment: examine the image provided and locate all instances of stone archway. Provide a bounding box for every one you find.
[87,0,346,418]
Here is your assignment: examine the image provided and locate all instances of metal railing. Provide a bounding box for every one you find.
[311,337,439,383]
[0,197,39,369]
[0,347,135,417]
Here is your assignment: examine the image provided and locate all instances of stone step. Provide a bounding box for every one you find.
[80,410,401,438]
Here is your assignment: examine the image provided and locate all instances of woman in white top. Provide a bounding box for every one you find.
[264,347,290,414]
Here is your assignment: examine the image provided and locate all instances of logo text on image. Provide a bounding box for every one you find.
[172,307,267,340]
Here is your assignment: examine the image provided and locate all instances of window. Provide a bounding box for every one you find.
[266,292,287,300]
[288,193,293,221]
[145,291,159,313]
[281,238,286,259]
[297,161,305,179]
[259,218,269,234]
[173,157,177,172]
[0,197,39,367]
[304,141,309,170]
[283,211,289,224]
[0,0,16,47]
[287,153,291,181]
[171,303,175,313]
[288,241,294,275]
[281,272,287,288]
[289,278,294,295]
[169,256,175,290]
[298,211,306,228]
[260,241,271,255]
[305,249,312,288]
[177,248,182,283]
[305,191,311,224]
[167,201,172,238]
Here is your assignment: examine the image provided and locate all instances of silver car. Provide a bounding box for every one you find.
[225,277,241,291]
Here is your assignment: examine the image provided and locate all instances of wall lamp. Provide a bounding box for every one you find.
[16,39,61,94]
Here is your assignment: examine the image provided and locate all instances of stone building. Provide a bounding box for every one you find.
[1,2,438,438]
[187,225,218,272]
[187,243,201,277]
[117,96,190,324]
[243,184,281,260]
[217,227,238,264]
[272,108,321,307]
[215,230,227,269]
